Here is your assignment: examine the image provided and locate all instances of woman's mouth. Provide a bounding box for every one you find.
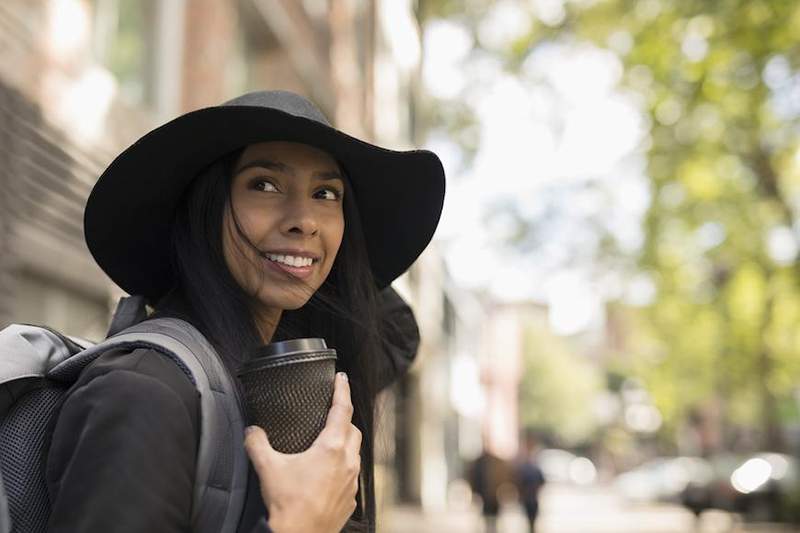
[262,253,317,280]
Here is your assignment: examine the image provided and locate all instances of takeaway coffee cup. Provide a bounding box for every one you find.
[238,338,337,453]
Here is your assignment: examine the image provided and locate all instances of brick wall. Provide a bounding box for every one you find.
[181,0,237,111]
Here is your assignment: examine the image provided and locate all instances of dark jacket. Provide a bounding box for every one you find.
[45,287,419,532]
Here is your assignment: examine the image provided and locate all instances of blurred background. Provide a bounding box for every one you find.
[2,0,800,531]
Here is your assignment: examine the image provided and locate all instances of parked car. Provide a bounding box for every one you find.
[615,456,713,504]
[680,452,798,522]
[680,454,741,515]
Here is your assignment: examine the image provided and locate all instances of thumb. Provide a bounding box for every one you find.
[244,426,277,469]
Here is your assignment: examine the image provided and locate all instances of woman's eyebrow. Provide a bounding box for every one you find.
[314,170,345,181]
[235,158,291,175]
[235,158,343,181]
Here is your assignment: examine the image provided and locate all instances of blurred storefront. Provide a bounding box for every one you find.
[0,0,139,340]
[387,249,489,514]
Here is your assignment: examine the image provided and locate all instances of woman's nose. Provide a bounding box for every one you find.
[279,199,319,236]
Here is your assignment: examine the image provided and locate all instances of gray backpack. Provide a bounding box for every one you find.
[0,297,248,533]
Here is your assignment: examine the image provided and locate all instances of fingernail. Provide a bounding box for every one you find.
[245,426,258,435]
[338,372,348,383]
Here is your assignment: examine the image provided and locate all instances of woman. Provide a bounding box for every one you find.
[45,91,445,532]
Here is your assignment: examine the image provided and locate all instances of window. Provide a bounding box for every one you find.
[90,0,153,106]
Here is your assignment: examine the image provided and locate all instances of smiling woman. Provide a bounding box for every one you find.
[41,90,445,533]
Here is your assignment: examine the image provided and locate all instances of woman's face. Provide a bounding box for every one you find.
[223,141,345,314]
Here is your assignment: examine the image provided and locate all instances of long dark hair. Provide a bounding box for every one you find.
[168,147,380,531]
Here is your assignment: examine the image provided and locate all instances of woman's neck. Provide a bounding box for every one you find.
[254,307,282,344]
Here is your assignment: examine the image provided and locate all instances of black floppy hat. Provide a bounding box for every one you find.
[84,90,445,303]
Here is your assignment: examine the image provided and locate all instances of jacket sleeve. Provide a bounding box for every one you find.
[45,368,198,532]
[376,286,421,391]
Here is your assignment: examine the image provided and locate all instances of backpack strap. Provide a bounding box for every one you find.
[48,318,248,533]
[106,295,148,337]
[0,469,9,533]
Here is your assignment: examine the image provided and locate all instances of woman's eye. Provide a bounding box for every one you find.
[314,188,342,201]
[252,179,279,193]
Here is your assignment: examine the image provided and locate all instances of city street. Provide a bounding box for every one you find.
[382,484,797,533]
[3,3,800,533]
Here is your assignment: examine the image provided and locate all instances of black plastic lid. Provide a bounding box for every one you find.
[238,338,337,375]
[260,338,329,357]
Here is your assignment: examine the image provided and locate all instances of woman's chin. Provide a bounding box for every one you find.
[256,291,314,312]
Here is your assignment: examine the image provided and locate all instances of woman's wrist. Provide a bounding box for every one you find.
[266,517,283,533]
[268,511,318,533]
[266,510,291,533]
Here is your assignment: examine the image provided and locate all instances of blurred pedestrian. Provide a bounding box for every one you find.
[514,431,546,533]
[467,449,509,533]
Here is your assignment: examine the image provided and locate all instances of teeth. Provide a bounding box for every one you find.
[266,254,313,267]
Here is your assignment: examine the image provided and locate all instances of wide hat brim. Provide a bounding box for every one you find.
[84,91,445,303]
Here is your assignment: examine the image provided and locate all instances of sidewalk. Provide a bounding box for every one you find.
[381,504,478,533]
[380,504,798,533]
[379,484,799,533]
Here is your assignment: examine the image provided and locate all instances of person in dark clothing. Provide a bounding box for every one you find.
[45,91,445,533]
[467,450,510,533]
[514,433,546,533]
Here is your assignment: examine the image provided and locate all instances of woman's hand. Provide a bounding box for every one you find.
[244,372,362,533]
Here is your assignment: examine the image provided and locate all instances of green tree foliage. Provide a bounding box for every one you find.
[566,0,800,450]
[422,0,800,450]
